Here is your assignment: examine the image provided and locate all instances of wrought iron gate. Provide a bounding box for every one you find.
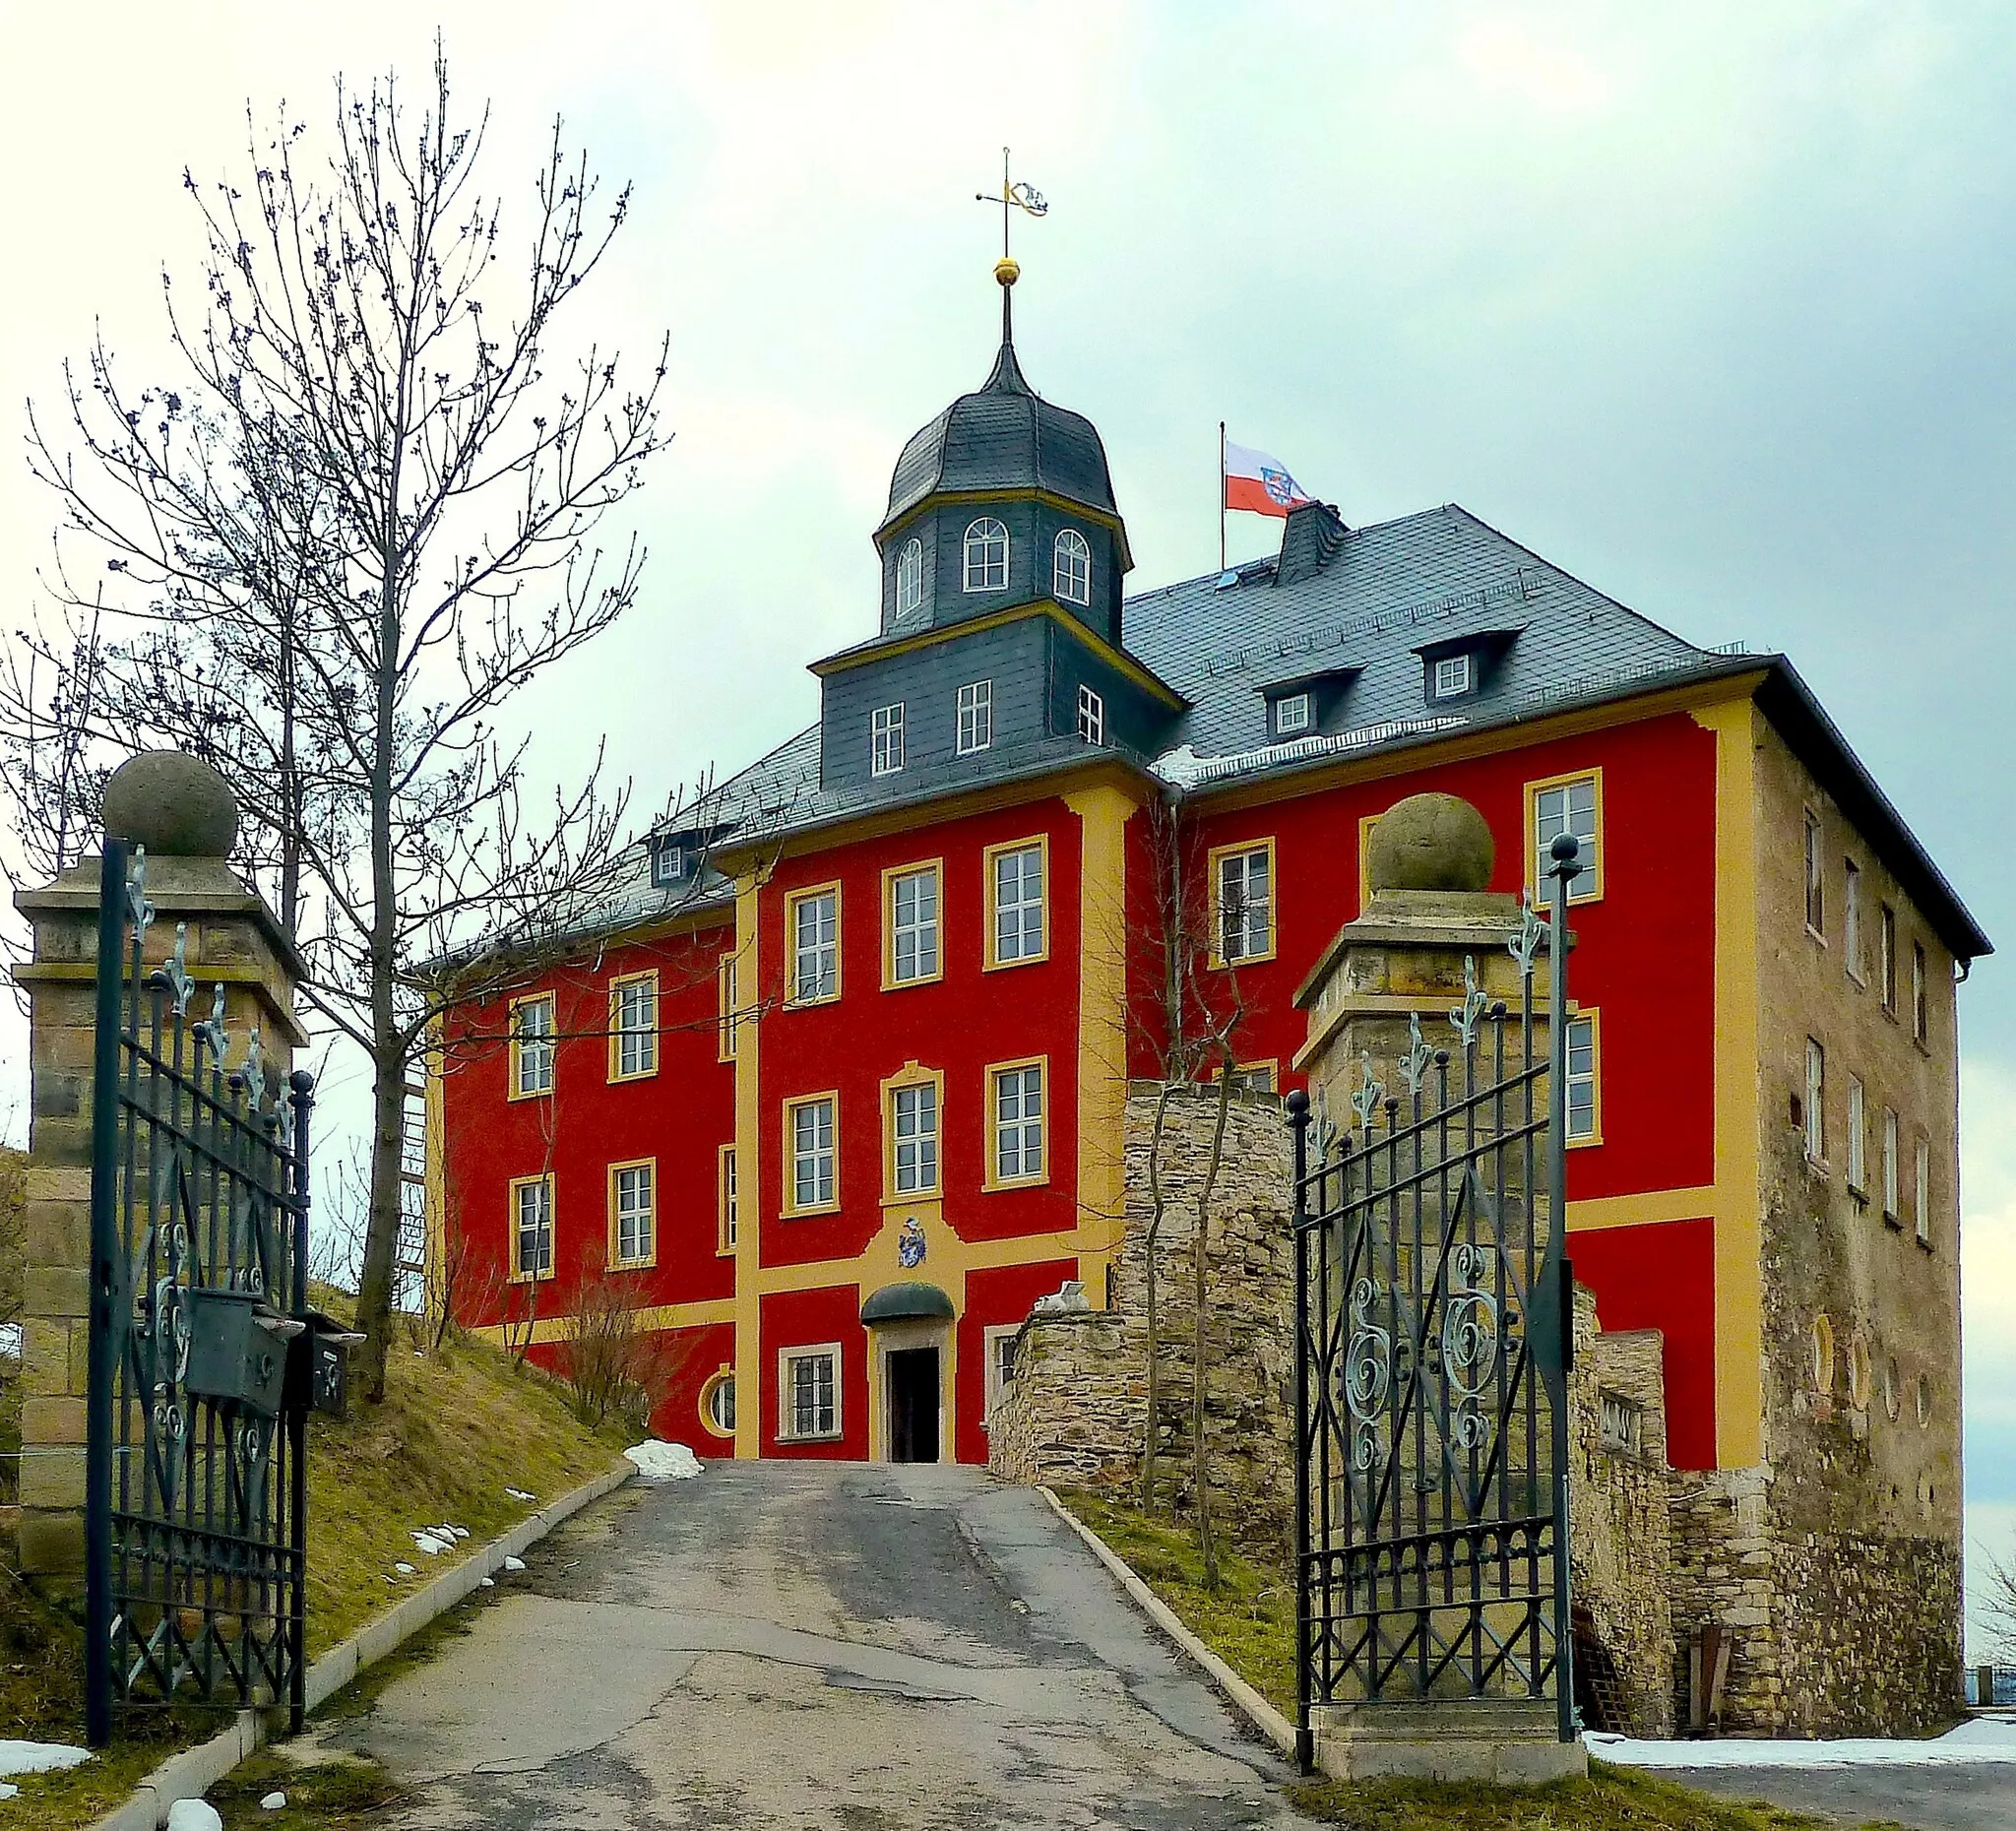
[85,838,316,1742]
[1288,838,1580,1764]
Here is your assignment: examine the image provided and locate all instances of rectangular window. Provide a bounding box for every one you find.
[788,886,840,1005]
[1566,1013,1601,1143]
[989,1061,1046,1186]
[510,994,555,1099]
[1530,773,1602,906]
[1882,1107,1900,1220]
[1804,1039,1825,1163]
[718,1145,738,1254]
[1599,1391,1643,1457]
[1913,941,1927,1044]
[1432,652,1473,697]
[1847,1076,1866,1194]
[1915,1136,1931,1246]
[983,1324,1019,1420]
[1275,692,1311,736]
[510,1174,553,1281]
[718,957,739,1062]
[1844,859,1863,979]
[608,972,658,1081]
[885,863,942,987]
[1228,1062,1278,1097]
[1803,810,1824,936]
[651,839,683,888]
[1212,842,1275,965]
[1880,904,1897,1012]
[787,1094,838,1213]
[610,1160,655,1267]
[957,680,993,755]
[871,703,906,776]
[891,1080,940,1195]
[986,839,1047,968]
[780,1345,841,1441]
[1076,683,1104,744]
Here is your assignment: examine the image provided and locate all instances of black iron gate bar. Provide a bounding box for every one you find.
[1288,836,1580,1769]
[85,837,316,1744]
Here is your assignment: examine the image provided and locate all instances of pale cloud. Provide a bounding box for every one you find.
[1454,17,1619,119]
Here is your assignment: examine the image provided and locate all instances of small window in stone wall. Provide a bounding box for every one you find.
[1884,1355,1901,1421]
[1916,1372,1932,1428]
[1598,1390,1642,1457]
[1809,1312,1836,1396]
[1846,1333,1871,1412]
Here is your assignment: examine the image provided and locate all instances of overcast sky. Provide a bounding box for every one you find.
[3,2,2012,1651]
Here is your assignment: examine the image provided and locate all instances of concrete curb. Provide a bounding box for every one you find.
[1036,1484,1299,1760]
[89,1461,633,1831]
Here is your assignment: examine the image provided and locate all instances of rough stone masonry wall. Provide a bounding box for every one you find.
[990,1085,1296,1551]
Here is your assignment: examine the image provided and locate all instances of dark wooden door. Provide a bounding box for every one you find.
[888,1348,940,1464]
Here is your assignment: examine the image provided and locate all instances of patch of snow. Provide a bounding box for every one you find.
[625,1439,703,1482]
[260,1791,287,1810]
[1589,1716,2016,1769]
[0,1739,92,1777]
[503,1555,526,1572]
[393,1561,416,1575]
[505,1486,536,1501]
[478,1576,494,1588]
[411,1530,452,1555]
[0,1783,14,1800]
[166,1800,224,1831]
[448,1525,470,1539]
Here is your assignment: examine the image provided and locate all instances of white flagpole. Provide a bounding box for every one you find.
[1219,420,1228,573]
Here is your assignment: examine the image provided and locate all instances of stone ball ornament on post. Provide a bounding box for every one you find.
[99,749,240,858]
[1363,790,1495,894]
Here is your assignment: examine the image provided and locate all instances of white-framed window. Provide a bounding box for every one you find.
[702,1370,736,1438]
[788,887,839,1005]
[609,972,657,1081]
[1847,1076,1866,1194]
[985,840,1045,968]
[957,680,993,755]
[1913,941,1928,1044]
[891,1081,939,1195]
[651,840,683,888]
[1566,1014,1600,1143]
[1803,1039,1825,1164]
[510,1174,553,1281]
[1845,859,1864,979]
[1804,810,1824,936]
[510,993,555,1099]
[896,537,923,619]
[1432,652,1473,698]
[1916,1136,1931,1246]
[1275,692,1311,736]
[1882,1107,1900,1220]
[780,1344,841,1441]
[871,703,906,777]
[1531,773,1601,906]
[788,1094,838,1212]
[963,517,1009,592]
[1053,528,1091,605]
[1213,842,1274,965]
[718,1145,738,1253]
[610,1160,655,1267]
[990,1061,1045,1185]
[1076,683,1104,744]
[983,1324,1020,1420]
[886,864,941,986]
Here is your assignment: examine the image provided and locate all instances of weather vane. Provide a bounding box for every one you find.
[976,147,1048,266]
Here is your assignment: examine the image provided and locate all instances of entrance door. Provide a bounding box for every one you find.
[887,1347,941,1464]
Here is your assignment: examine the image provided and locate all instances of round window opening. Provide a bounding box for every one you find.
[1809,1313,1835,1396]
[701,1370,736,1439]
[1846,1335,1871,1412]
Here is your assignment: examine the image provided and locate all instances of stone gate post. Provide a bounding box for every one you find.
[10,752,303,1577]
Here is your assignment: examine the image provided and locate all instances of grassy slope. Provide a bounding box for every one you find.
[1053,1488,1916,1831]
[2,1310,631,1826]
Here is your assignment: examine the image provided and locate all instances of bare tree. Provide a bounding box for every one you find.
[2,42,671,1401]
[1984,1543,2016,1663]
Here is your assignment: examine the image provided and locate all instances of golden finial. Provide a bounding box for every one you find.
[995,257,1020,287]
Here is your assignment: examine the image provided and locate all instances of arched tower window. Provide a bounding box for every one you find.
[963,518,1009,592]
[1053,529,1091,605]
[895,537,923,619]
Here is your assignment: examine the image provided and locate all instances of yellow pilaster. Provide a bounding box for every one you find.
[731,873,763,1458]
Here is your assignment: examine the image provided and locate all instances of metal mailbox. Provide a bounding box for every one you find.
[286,1308,365,1420]
[180,1289,302,1418]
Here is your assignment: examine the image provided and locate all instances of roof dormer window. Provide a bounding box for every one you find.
[871,703,906,776]
[1432,653,1473,699]
[895,537,923,620]
[1053,529,1091,606]
[650,840,684,888]
[964,518,1009,592]
[1274,692,1311,736]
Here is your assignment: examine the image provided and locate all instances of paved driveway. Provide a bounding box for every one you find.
[1663,1762,2014,1831]
[329,1461,1304,1829]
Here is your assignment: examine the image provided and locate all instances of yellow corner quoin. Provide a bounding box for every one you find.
[732,872,763,1459]
[422,1019,447,1327]
[1065,783,1137,1303]
[1691,694,1765,1470]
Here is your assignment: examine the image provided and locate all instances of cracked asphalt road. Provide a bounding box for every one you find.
[328,1462,1307,1829]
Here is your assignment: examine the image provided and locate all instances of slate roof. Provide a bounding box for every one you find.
[879,336,1119,536]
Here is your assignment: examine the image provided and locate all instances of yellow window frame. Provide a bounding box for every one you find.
[784,881,843,1008]
[781,1090,842,1217]
[983,1053,1050,1192]
[606,971,659,1084]
[606,1156,658,1269]
[982,834,1051,971]
[880,1060,946,1205]
[507,1171,555,1283]
[1564,1006,1603,1148]
[1525,768,1606,907]
[717,1143,739,1255]
[1206,837,1278,969]
[718,954,740,1062]
[507,991,556,1101]
[881,858,946,990]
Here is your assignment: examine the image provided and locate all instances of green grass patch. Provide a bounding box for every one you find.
[1,1304,631,1827]
[204,1747,406,1828]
